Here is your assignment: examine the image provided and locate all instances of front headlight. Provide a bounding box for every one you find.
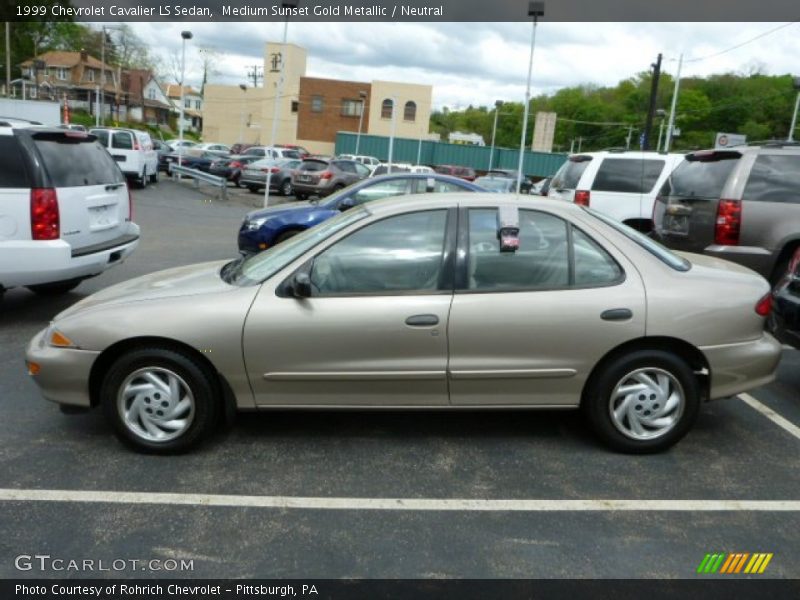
[44,322,79,349]
[246,217,269,231]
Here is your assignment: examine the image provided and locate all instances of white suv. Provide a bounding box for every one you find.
[548,150,685,231]
[90,127,158,188]
[0,122,139,296]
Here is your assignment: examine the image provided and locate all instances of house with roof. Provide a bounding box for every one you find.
[165,84,203,133]
[124,69,171,127]
[16,50,121,120]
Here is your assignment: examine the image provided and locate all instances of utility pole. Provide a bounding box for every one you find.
[664,53,683,153]
[246,65,263,88]
[642,53,662,151]
[5,22,10,98]
[625,125,634,150]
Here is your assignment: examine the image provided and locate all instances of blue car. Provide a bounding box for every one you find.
[238,173,486,254]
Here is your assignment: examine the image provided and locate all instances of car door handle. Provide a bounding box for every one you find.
[105,183,125,191]
[601,308,633,321]
[405,314,439,327]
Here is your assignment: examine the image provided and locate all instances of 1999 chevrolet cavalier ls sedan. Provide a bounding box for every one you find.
[26,195,782,453]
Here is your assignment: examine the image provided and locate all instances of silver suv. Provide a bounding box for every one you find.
[652,142,800,282]
[0,121,139,297]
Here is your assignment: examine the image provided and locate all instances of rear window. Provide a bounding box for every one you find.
[741,154,800,204]
[300,160,328,172]
[0,136,30,187]
[592,158,665,194]
[33,134,124,187]
[552,157,591,190]
[661,153,739,199]
[112,131,133,150]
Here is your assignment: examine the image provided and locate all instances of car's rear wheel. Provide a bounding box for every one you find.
[149,170,158,184]
[138,168,148,189]
[27,279,82,295]
[280,179,293,196]
[583,350,700,453]
[101,347,218,454]
[247,185,260,193]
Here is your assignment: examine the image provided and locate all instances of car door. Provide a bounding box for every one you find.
[242,208,456,407]
[447,206,646,406]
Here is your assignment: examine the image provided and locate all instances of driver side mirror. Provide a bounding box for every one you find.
[291,272,312,298]
[338,197,357,211]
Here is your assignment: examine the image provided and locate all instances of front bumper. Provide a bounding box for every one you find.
[701,332,782,399]
[25,328,99,408]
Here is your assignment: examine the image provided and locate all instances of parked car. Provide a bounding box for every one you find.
[209,155,260,186]
[0,124,139,297]
[549,150,685,232]
[239,158,303,195]
[770,247,800,348]
[187,142,231,157]
[165,139,197,152]
[339,154,382,172]
[162,151,218,173]
[26,194,780,453]
[242,146,303,160]
[90,127,158,188]
[434,164,477,181]
[57,124,88,132]
[652,143,800,282]
[275,144,310,158]
[487,169,533,193]
[239,173,485,253]
[533,176,552,196]
[474,176,517,193]
[230,143,255,155]
[370,163,413,177]
[291,158,371,199]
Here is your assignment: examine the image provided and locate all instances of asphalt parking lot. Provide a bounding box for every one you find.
[0,179,798,579]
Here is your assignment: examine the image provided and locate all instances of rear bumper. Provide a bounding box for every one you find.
[292,182,334,197]
[700,332,782,399]
[240,175,282,191]
[25,328,98,407]
[0,225,140,288]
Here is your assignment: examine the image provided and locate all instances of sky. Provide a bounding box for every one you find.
[125,21,800,110]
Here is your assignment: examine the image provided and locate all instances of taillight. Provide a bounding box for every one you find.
[133,138,140,150]
[755,293,772,317]
[230,161,242,168]
[320,171,333,180]
[714,199,741,246]
[30,188,59,240]
[128,184,133,221]
[574,190,590,206]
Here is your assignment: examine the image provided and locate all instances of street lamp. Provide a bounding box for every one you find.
[788,76,800,142]
[664,53,683,153]
[655,108,667,152]
[178,30,193,168]
[516,1,544,194]
[387,96,398,173]
[238,83,247,144]
[355,89,368,155]
[488,99,503,171]
[265,0,299,208]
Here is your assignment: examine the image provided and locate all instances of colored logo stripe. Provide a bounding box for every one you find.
[698,553,773,574]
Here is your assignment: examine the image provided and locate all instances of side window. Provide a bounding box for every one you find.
[112,132,133,150]
[0,136,30,187]
[351,179,410,205]
[354,163,371,178]
[414,179,467,193]
[467,209,569,290]
[91,129,109,147]
[310,210,448,295]
[336,161,356,174]
[552,158,591,190]
[592,158,665,194]
[742,155,800,203]
[573,228,623,285]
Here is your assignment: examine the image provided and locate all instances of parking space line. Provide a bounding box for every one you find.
[0,489,798,511]
[738,393,800,441]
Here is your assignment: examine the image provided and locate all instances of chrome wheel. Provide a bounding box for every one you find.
[117,367,195,443]
[608,367,684,441]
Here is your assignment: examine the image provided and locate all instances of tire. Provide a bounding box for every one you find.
[247,185,260,194]
[149,170,158,184]
[280,178,293,197]
[275,229,302,244]
[101,347,219,454]
[583,350,700,454]
[27,279,82,295]
[233,174,242,188]
[294,192,308,201]
[138,168,148,189]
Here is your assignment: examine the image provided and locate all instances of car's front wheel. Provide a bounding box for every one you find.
[101,347,218,453]
[583,350,700,453]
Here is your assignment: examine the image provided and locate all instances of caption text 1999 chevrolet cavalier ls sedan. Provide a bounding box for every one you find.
[26,194,782,454]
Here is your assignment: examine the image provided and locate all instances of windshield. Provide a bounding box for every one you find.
[475,177,513,191]
[224,206,369,286]
[584,207,690,272]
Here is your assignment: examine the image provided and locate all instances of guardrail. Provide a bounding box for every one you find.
[169,163,228,200]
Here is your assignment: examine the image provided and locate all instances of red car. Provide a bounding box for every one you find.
[434,164,477,181]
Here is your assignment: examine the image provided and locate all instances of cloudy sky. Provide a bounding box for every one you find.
[126,21,800,110]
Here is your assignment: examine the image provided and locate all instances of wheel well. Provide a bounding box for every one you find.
[581,337,710,405]
[88,336,237,424]
[769,240,800,284]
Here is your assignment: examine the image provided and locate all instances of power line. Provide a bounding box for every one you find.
[684,21,798,64]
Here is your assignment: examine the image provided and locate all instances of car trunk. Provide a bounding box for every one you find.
[652,151,741,253]
[294,160,328,186]
[32,131,130,253]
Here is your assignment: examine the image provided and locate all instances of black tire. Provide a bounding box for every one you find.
[101,347,219,454]
[583,350,700,454]
[149,170,158,184]
[280,178,293,196]
[247,185,260,194]
[27,279,82,295]
[138,168,148,189]
[233,174,242,188]
[294,192,308,200]
[275,229,302,244]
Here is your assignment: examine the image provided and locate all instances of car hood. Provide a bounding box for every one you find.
[55,260,236,320]
[246,201,332,221]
